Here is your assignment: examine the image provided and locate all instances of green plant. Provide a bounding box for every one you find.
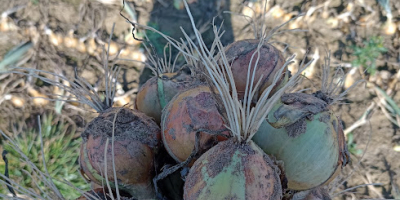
[375,86,400,127]
[351,36,387,75]
[0,114,89,199]
[346,132,363,156]
[143,22,171,56]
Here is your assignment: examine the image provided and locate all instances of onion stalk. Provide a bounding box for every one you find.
[135,43,200,124]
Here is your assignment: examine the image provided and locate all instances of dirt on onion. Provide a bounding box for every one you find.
[161,84,229,165]
[135,69,199,124]
[184,139,283,200]
[224,39,289,100]
[80,107,161,199]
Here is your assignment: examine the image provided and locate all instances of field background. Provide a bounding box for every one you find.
[0,0,400,199]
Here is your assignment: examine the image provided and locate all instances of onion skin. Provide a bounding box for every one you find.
[161,85,229,164]
[184,139,282,200]
[225,39,288,100]
[135,70,196,124]
[252,93,349,191]
[80,107,161,199]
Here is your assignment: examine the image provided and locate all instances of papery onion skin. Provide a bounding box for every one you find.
[135,70,196,124]
[224,39,288,100]
[161,85,229,165]
[80,107,161,199]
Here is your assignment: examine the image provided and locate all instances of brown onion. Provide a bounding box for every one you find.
[135,70,197,124]
[79,107,160,199]
[224,39,288,100]
[184,139,282,200]
[161,85,229,164]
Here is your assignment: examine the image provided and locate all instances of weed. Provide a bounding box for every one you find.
[351,36,387,75]
[347,132,363,156]
[0,113,89,199]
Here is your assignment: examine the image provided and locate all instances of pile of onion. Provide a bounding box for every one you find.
[9,3,355,199]
[180,19,305,198]
[12,62,164,199]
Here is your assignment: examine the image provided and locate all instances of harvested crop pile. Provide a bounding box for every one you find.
[0,1,356,200]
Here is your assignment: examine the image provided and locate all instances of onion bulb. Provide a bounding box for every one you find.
[87,37,97,56]
[241,6,255,18]
[79,107,161,199]
[45,29,63,46]
[252,93,349,190]
[135,69,197,124]
[224,39,288,101]
[184,139,282,200]
[76,39,87,53]
[0,17,17,32]
[102,41,119,57]
[64,30,78,49]
[11,96,25,108]
[272,6,285,19]
[161,85,229,164]
[344,67,357,89]
[27,87,49,106]
[252,2,270,15]
[383,19,396,35]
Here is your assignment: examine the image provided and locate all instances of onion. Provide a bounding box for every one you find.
[79,107,161,199]
[10,95,25,108]
[383,19,396,35]
[272,6,285,19]
[102,41,119,56]
[0,17,16,32]
[76,40,87,53]
[135,69,197,124]
[27,87,49,106]
[224,39,288,100]
[184,139,282,200]
[252,92,349,190]
[64,30,78,49]
[161,85,229,164]
[45,29,63,47]
[86,37,97,56]
[179,7,306,196]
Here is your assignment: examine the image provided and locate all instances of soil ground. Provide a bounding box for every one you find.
[0,0,400,199]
